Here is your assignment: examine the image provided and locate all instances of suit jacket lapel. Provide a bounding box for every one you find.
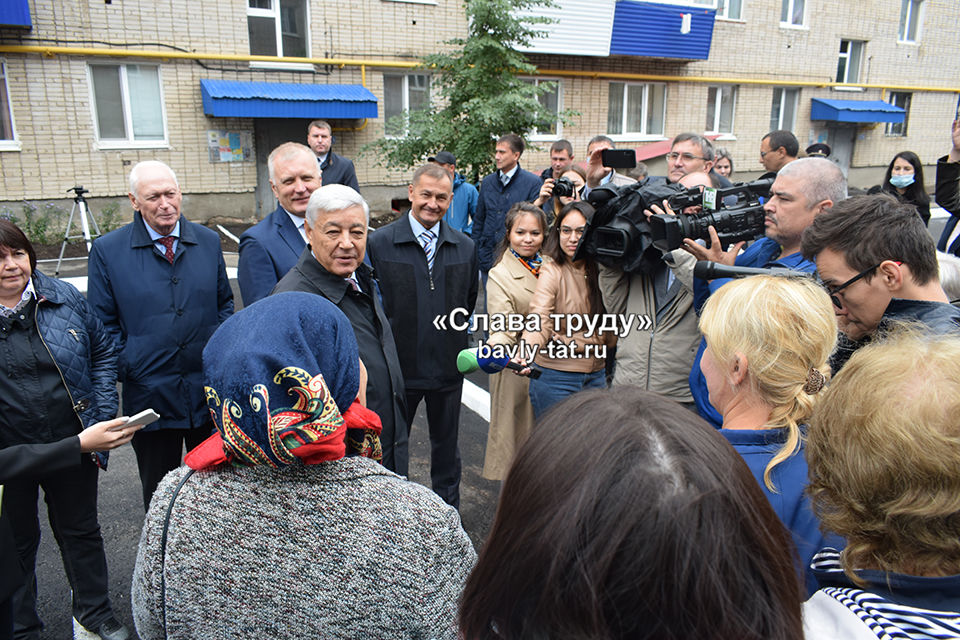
[275,207,307,260]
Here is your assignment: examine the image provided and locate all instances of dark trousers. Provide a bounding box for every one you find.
[131,424,212,511]
[405,383,463,509]
[4,456,113,638]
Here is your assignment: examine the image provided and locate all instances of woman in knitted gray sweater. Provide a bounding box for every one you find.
[131,293,476,639]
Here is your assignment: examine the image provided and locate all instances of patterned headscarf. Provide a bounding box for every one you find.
[186,292,381,471]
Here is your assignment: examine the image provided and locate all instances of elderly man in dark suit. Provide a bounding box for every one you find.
[272,184,408,474]
[238,142,321,305]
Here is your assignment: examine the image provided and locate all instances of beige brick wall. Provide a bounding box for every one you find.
[1,0,957,214]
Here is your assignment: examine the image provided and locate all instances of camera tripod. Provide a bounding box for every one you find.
[56,185,101,276]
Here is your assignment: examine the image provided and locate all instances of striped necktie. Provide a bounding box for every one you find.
[419,229,436,271]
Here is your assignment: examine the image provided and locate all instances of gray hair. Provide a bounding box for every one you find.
[671,132,715,162]
[938,251,960,301]
[268,142,317,183]
[777,157,847,208]
[129,160,178,198]
[305,184,370,226]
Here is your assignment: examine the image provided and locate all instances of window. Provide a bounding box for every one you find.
[836,40,865,84]
[886,92,911,136]
[247,0,308,58]
[383,73,430,137]
[607,82,666,138]
[898,0,923,42]
[780,0,804,26]
[770,87,800,131]
[717,0,743,20]
[0,61,17,149]
[653,0,741,18]
[89,64,166,146]
[706,86,737,134]
[522,78,562,138]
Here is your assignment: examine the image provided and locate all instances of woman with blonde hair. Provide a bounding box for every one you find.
[699,274,838,594]
[481,202,547,480]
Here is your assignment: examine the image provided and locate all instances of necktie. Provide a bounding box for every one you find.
[419,229,436,272]
[158,236,176,264]
[345,276,360,292]
[500,172,510,187]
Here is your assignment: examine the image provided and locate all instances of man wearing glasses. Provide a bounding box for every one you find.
[759,130,800,177]
[664,132,733,188]
[682,157,846,426]
[802,193,960,371]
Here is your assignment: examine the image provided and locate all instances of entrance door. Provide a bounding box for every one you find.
[826,125,856,176]
[253,119,313,217]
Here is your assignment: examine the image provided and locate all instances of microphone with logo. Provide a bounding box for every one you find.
[456,348,542,379]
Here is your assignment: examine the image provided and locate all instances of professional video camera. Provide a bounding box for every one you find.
[574,177,774,275]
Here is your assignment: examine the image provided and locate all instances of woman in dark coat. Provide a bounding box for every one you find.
[872,150,931,225]
[0,220,130,640]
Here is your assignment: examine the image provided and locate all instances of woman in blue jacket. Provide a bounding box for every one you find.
[0,220,129,640]
[698,274,838,595]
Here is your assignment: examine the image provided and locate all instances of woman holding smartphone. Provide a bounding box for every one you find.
[516,202,614,418]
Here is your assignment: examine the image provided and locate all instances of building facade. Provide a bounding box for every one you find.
[0,0,957,222]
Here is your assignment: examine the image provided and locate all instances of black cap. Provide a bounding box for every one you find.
[805,143,831,158]
[427,150,457,165]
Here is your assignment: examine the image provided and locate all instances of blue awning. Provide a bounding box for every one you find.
[810,98,905,124]
[200,80,378,119]
[610,1,715,60]
[0,0,31,28]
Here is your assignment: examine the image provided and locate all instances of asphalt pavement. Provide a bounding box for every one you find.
[29,254,500,639]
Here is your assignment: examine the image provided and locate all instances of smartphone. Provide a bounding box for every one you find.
[601,148,637,169]
[112,408,160,431]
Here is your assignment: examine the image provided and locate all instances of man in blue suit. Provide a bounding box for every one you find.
[238,142,321,305]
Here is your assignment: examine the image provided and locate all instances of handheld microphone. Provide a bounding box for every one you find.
[456,348,542,379]
[694,261,813,281]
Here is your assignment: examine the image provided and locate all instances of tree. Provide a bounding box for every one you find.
[364,0,575,182]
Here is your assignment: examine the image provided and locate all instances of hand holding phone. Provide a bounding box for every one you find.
[111,408,160,431]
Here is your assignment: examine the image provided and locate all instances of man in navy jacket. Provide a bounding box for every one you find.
[88,160,233,510]
[308,120,360,191]
[368,164,478,508]
[471,134,542,276]
[238,142,320,305]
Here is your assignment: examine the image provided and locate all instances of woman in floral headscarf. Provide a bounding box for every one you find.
[131,292,476,640]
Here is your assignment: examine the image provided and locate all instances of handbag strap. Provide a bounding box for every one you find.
[159,468,195,639]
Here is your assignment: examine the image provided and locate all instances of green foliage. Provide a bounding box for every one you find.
[18,202,52,245]
[364,0,577,182]
[98,201,124,233]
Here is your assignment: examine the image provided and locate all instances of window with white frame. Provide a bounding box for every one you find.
[886,92,911,136]
[648,0,741,18]
[383,73,430,137]
[0,61,16,147]
[780,0,804,26]
[89,64,166,145]
[717,0,743,19]
[522,78,561,138]
[836,40,865,83]
[898,0,923,43]
[770,87,800,131]
[607,82,666,137]
[247,0,308,58]
[706,86,737,134]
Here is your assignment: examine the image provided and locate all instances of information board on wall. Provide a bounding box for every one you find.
[207,130,253,163]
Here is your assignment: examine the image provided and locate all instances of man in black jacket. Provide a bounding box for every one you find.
[307,120,360,191]
[802,193,960,372]
[272,184,408,473]
[368,164,478,508]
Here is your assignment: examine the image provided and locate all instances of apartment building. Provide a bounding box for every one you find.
[0,0,957,220]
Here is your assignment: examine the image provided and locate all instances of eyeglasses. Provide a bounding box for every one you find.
[822,263,884,309]
[666,152,705,162]
[559,226,586,237]
[759,150,771,158]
